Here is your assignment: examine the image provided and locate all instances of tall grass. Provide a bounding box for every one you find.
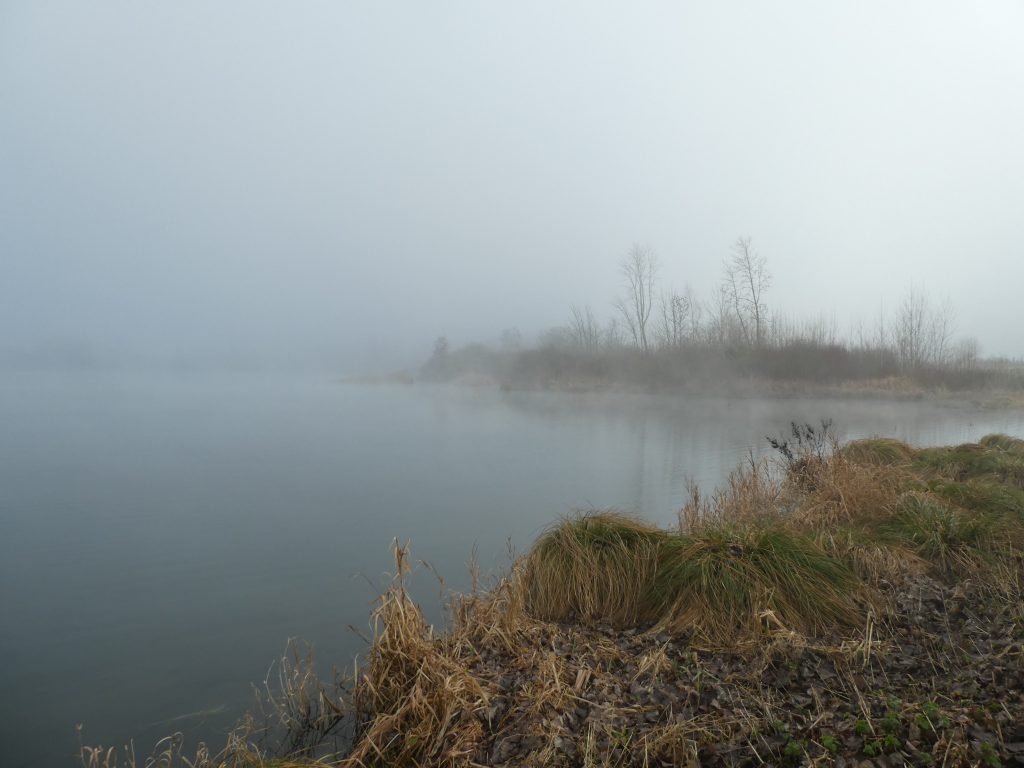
[877,492,998,575]
[345,542,490,767]
[519,431,1024,644]
[522,511,865,644]
[838,437,915,467]
[523,512,668,626]
[651,522,864,639]
[796,432,1024,585]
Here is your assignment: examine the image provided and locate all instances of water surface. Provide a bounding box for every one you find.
[2,373,1022,766]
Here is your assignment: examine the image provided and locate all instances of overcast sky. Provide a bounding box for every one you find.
[2,2,1023,370]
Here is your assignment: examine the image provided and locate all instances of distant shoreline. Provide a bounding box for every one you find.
[341,369,1024,410]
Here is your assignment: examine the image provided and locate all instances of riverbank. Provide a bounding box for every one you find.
[420,342,1024,404]
[495,374,1024,410]
[80,431,1024,767]
[345,371,1024,413]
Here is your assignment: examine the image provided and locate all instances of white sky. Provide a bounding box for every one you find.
[2,1,1023,368]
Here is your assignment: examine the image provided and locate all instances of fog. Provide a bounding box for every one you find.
[3,2,1024,372]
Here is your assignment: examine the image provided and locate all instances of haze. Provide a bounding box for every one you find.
[3,2,1023,372]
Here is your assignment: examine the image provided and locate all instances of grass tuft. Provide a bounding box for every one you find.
[839,438,915,466]
[523,512,669,626]
[877,492,996,574]
[650,523,865,640]
[346,542,490,767]
[913,441,1024,487]
[978,433,1024,455]
[520,511,866,643]
[927,477,1024,518]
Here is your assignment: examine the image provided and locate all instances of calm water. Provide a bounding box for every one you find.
[2,373,1023,766]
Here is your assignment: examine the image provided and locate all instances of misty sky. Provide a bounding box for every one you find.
[2,2,1023,370]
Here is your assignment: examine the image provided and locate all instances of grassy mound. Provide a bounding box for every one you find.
[805,433,1024,582]
[876,492,997,575]
[522,432,1024,641]
[839,437,915,466]
[523,512,669,626]
[926,476,1024,517]
[523,513,865,643]
[651,523,864,638]
[913,440,1024,486]
[979,432,1024,454]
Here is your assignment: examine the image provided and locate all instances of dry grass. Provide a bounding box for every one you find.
[838,437,916,466]
[810,523,925,584]
[876,491,998,575]
[343,542,491,767]
[650,523,866,642]
[678,457,784,531]
[523,512,668,627]
[520,510,866,645]
[792,456,911,527]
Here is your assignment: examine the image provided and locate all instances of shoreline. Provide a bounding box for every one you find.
[337,432,1024,766]
[79,431,1024,767]
[341,370,1024,411]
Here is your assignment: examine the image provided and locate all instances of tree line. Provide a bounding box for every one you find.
[558,239,975,372]
[422,239,1013,391]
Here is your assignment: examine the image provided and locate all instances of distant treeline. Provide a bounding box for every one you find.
[422,240,1023,393]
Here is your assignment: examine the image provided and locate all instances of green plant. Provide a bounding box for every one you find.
[821,734,839,754]
[651,521,865,640]
[523,512,669,626]
[880,710,900,735]
[915,702,949,731]
[783,739,803,759]
[878,493,995,573]
[841,437,915,466]
[979,741,1002,768]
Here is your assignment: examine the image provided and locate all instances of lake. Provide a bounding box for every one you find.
[2,373,1022,766]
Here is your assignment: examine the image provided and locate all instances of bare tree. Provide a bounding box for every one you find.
[927,297,955,365]
[603,317,626,350]
[894,288,927,368]
[893,287,956,368]
[705,283,741,346]
[615,244,658,352]
[684,284,704,341]
[953,337,980,371]
[568,304,601,352]
[722,237,771,346]
[656,291,690,350]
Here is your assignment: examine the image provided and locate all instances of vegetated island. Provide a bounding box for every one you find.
[80,427,1024,767]
[409,242,1024,406]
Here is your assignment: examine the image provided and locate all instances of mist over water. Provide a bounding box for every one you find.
[2,373,1023,766]
[5,2,1024,764]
